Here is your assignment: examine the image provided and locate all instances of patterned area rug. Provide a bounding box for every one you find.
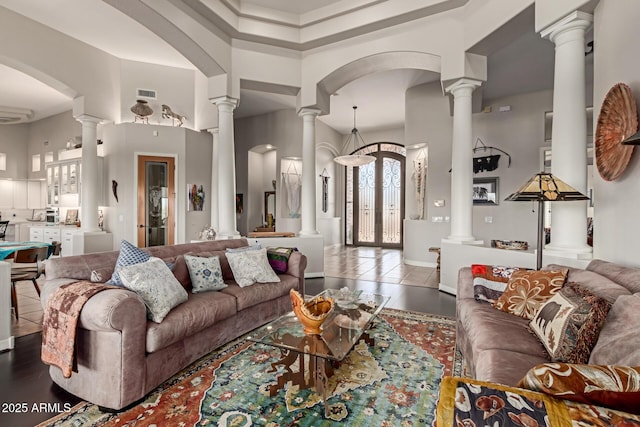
[39,309,460,426]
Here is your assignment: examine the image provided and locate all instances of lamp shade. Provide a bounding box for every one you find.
[504,172,590,202]
[334,153,375,166]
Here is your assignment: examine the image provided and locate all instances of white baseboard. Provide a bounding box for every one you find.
[438,282,457,296]
[0,335,14,351]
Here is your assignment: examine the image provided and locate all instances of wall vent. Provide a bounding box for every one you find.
[136,88,157,99]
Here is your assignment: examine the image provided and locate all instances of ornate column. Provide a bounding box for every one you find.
[541,11,593,258]
[207,128,220,232]
[211,97,240,239]
[76,114,102,231]
[298,108,321,236]
[444,79,482,243]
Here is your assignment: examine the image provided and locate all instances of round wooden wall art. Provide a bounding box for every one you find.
[595,82,638,181]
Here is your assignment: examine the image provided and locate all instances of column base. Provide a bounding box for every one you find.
[442,237,484,245]
[543,245,593,260]
[298,230,320,236]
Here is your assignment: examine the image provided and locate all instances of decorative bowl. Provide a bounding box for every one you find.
[324,287,363,308]
[290,289,334,335]
[491,240,528,250]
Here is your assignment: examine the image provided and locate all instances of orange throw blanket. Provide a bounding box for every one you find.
[41,281,118,378]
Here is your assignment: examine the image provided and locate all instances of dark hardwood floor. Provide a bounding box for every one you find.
[0,276,455,426]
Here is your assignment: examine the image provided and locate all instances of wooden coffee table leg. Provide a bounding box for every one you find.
[315,356,330,417]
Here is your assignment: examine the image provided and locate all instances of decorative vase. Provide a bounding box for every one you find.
[290,289,334,335]
[131,99,153,123]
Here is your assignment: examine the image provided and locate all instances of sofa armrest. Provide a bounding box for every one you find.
[285,252,307,296]
[457,266,475,300]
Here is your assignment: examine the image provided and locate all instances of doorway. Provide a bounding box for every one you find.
[346,143,405,248]
[137,155,175,247]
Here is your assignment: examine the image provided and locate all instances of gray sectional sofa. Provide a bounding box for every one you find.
[456,259,640,386]
[41,238,307,410]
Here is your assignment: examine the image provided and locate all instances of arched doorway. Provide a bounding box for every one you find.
[345,143,405,248]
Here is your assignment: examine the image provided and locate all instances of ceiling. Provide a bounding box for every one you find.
[0,0,562,134]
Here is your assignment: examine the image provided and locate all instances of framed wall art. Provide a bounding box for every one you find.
[473,177,499,205]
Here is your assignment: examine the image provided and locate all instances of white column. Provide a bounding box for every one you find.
[211,97,240,239]
[541,11,593,258]
[445,79,482,243]
[299,108,321,236]
[76,114,101,232]
[207,128,220,232]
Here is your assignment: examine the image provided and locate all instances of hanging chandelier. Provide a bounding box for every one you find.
[334,106,375,166]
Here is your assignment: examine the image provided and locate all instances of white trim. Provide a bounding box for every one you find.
[0,335,14,351]
[438,282,457,296]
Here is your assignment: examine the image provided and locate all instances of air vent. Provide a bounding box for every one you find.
[136,88,157,99]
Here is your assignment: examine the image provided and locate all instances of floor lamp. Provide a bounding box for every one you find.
[504,172,590,270]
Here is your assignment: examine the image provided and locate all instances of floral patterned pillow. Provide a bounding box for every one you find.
[518,363,640,414]
[184,254,227,293]
[492,269,568,319]
[226,248,281,287]
[119,257,188,323]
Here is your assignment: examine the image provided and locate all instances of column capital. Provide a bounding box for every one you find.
[540,11,593,43]
[298,107,321,118]
[74,114,103,124]
[206,127,220,135]
[211,96,238,110]
[444,78,482,96]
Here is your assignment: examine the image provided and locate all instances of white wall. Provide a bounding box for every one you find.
[0,124,28,179]
[185,130,214,241]
[592,0,640,267]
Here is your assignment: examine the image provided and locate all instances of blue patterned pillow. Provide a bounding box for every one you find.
[184,254,227,293]
[106,240,151,286]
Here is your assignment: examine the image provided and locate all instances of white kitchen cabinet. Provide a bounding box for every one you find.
[29,227,44,242]
[44,228,61,244]
[13,181,28,209]
[0,180,13,209]
[61,228,80,256]
[47,159,95,207]
[27,181,46,209]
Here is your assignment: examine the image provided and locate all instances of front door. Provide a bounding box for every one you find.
[137,155,175,247]
[346,143,405,248]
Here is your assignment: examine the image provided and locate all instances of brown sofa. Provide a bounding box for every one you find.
[41,238,307,410]
[456,259,640,386]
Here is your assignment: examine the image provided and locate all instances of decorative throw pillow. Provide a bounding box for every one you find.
[493,269,568,319]
[184,254,227,293]
[517,363,640,415]
[119,257,188,323]
[266,247,297,274]
[529,282,612,363]
[226,248,281,287]
[471,264,523,304]
[106,240,151,286]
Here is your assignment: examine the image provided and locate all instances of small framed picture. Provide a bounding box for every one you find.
[65,209,79,224]
[473,177,499,205]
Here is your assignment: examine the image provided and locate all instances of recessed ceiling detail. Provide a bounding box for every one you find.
[0,106,34,124]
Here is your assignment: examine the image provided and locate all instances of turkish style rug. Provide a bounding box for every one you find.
[39,309,460,427]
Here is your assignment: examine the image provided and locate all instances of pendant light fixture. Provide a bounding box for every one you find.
[334,106,375,166]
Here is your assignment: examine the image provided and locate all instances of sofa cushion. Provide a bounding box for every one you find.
[107,240,151,286]
[493,269,568,320]
[186,250,234,281]
[184,254,227,293]
[471,264,523,304]
[146,290,237,353]
[518,363,640,415]
[586,259,640,294]
[169,255,191,290]
[546,264,631,303]
[119,257,188,323]
[530,282,611,364]
[226,248,280,287]
[220,274,297,311]
[590,294,640,365]
[473,348,550,386]
[457,299,549,358]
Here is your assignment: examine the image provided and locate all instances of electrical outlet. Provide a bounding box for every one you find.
[432,216,443,223]
[485,216,493,223]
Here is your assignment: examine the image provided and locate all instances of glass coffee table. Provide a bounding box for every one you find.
[247,289,390,417]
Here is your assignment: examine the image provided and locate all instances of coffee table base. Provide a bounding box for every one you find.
[267,331,374,417]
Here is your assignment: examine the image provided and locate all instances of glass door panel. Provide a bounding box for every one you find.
[137,155,175,247]
[357,162,376,243]
[382,157,402,244]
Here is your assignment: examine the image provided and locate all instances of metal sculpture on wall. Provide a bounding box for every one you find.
[412,150,427,219]
[472,138,511,173]
[282,162,302,218]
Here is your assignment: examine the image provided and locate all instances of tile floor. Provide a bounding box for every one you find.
[324,245,439,288]
[11,277,45,338]
[10,245,440,339]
